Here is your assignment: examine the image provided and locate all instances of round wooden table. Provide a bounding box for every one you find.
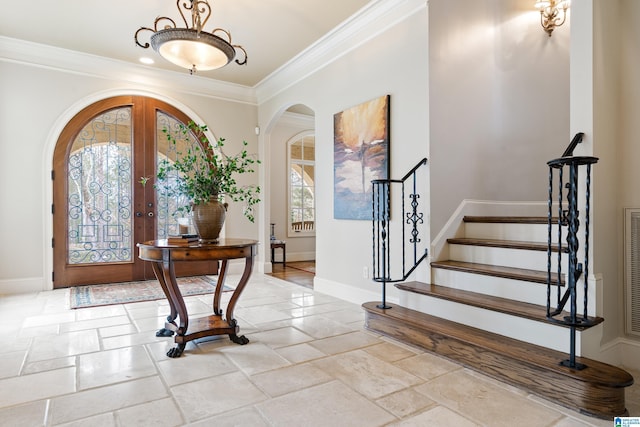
[137,238,257,357]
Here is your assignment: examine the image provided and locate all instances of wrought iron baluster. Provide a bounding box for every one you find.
[557,166,563,307]
[547,166,553,317]
[584,163,592,320]
[371,158,428,309]
[546,149,598,370]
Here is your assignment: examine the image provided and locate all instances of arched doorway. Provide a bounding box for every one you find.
[52,95,217,288]
[266,104,316,287]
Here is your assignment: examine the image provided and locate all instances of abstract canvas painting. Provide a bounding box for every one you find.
[333,95,390,220]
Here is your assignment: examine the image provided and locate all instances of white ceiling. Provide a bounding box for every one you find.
[0,0,373,87]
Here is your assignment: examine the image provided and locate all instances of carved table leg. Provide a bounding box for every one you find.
[151,262,178,337]
[166,343,186,358]
[213,260,228,316]
[161,251,190,357]
[226,254,253,345]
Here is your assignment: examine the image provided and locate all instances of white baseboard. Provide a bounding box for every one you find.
[282,251,316,262]
[591,337,640,371]
[313,276,397,306]
[0,277,47,295]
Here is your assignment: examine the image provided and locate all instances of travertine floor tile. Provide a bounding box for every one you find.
[312,349,422,399]
[99,323,138,338]
[171,371,267,422]
[250,362,332,397]
[551,417,610,427]
[248,326,314,349]
[0,367,76,408]
[0,272,635,426]
[0,350,25,379]
[308,330,380,354]
[78,346,156,390]
[22,312,75,329]
[234,305,292,325]
[414,369,563,427]
[101,330,166,350]
[289,314,354,339]
[157,350,237,386]
[22,356,76,375]
[388,405,479,426]
[55,412,116,427]
[190,407,270,427]
[364,341,418,362]
[49,376,168,425]
[218,342,291,375]
[28,330,99,362]
[255,380,396,427]
[115,398,185,427]
[375,387,436,419]
[393,351,461,381]
[0,400,48,427]
[60,315,130,333]
[74,304,127,321]
[274,342,327,364]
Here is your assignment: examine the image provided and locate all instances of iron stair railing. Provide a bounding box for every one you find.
[372,158,429,309]
[546,132,599,369]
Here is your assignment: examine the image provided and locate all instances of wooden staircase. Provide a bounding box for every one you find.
[363,215,633,419]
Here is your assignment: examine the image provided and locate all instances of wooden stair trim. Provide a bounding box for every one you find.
[431,260,564,286]
[395,281,603,330]
[363,302,633,419]
[447,237,568,253]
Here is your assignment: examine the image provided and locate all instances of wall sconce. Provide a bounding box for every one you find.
[535,0,570,37]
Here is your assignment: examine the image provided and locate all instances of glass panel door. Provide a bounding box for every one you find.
[155,111,199,238]
[52,96,219,288]
[67,107,133,264]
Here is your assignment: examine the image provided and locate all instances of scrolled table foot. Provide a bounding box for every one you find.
[166,344,185,358]
[156,328,175,337]
[230,334,250,345]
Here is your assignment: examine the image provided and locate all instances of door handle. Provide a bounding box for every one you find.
[135,212,143,217]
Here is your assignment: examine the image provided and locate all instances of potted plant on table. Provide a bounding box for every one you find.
[149,121,261,243]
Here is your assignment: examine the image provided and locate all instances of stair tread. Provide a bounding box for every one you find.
[447,237,568,253]
[395,281,603,329]
[431,260,564,285]
[363,301,631,387]
[463,216,551,224]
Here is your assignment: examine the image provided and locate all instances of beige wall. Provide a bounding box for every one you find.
[259,6,429,303]
[429,0,571,234]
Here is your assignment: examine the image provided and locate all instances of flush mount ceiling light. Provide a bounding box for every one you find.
[535,0,570,37]
[135,0,247,74]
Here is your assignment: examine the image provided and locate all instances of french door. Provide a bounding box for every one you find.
[52,96,216,288]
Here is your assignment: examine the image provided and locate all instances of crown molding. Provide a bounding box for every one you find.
[278,111,315,128]
[0,0,427,107]
[0,36,257,105]
[254,0,427,104]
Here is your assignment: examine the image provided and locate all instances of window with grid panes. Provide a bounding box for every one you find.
[288,133,315,236]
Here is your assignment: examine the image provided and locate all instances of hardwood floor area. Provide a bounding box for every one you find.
[268,261,315,289]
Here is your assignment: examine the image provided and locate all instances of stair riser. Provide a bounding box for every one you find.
[432,268,551,305]
[400,293,577,353]
[449,244,568,272]
[465,222,567,243]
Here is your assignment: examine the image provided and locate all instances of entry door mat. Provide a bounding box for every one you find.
[70,276,220,309]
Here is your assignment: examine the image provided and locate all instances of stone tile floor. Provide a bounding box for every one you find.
[0,273,637,426]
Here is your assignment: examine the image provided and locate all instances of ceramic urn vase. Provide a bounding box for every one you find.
[192,197,228,243]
